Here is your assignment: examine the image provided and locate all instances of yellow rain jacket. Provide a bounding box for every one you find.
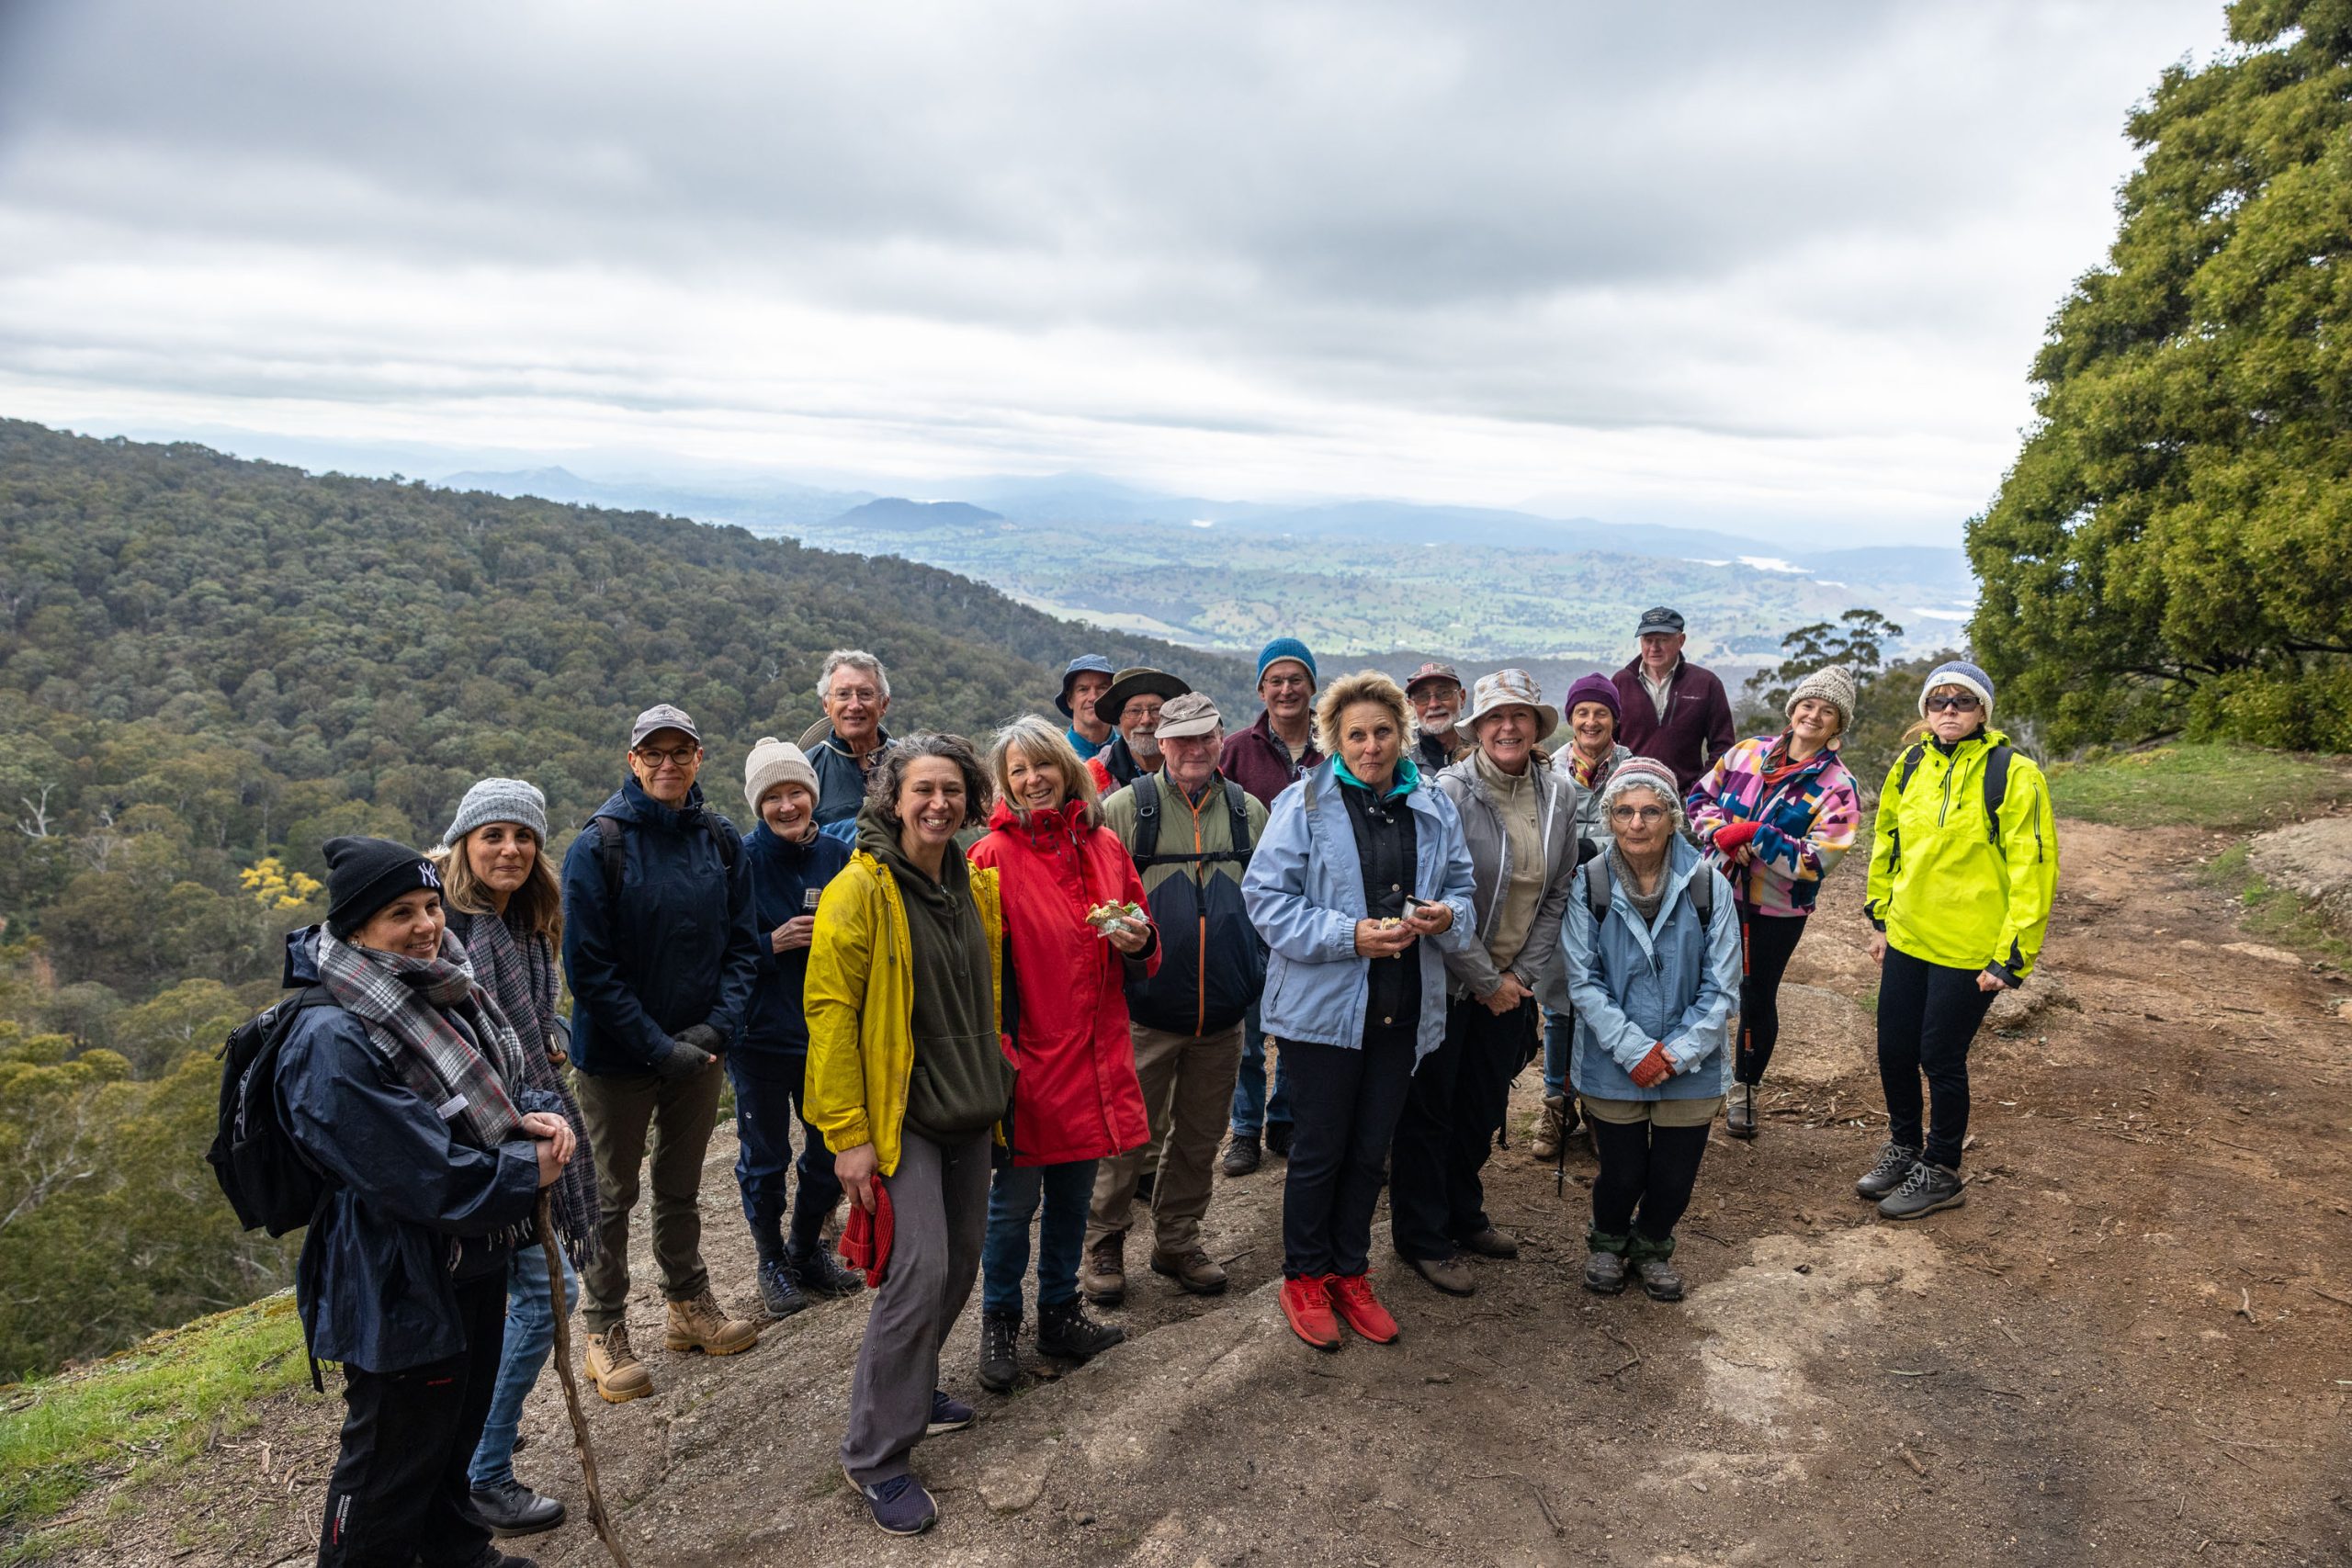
[804,850,1005,1177]
[1864,728,2058,983]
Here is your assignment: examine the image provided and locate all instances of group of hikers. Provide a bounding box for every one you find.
[260,607,2057,1561]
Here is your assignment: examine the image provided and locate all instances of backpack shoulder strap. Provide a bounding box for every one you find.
[1131,773,1162,863]
[1982,744,2013,844]
[1583,854,1611,923]
[593,815,626,902]
[1895,742,1927,795]
[707,815,740,871]
[1687,863,1713,923]
[1224,779,1255,860]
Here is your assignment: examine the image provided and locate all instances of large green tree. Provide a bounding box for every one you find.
[1970,0,2352,750]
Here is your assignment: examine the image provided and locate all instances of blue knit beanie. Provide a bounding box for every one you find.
[1256,637,1317,687]
[1918,660,1995,718]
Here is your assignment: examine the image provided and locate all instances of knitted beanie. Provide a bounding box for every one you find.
[1563,671,1623,728]
[744,737,820,814]
[1786,664,1858,732]
[1598,756,1685,828]
[1256,637,1318,687]
[442,777,549,847]
[1918,660,1995,719]
[323,836,443,938]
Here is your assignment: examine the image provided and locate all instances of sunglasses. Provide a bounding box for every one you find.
[1924,694,1982,714]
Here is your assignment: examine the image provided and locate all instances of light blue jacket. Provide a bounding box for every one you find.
[1563,837,1741,1101]
[1242,759,1478,1064]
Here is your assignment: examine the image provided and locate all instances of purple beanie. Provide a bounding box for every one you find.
[1564,672,1622,728]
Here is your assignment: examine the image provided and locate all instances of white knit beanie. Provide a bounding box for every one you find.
[1785,664,1858,732]
[443,778,548,846]
[744,737,820,814]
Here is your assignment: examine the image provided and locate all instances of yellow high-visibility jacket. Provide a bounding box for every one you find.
[1864,728,2058,984]
[803,850,1005,1177]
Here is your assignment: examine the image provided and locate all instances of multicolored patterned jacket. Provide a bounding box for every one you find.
[1685,734,1860,919]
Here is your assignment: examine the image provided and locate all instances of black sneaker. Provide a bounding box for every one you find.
[1036,1298,1125,1361]
[1264,1122,1293,1158]
[1221,1134,1262,1177]
[1878,1160,1965,1221]
[1855,1142,1924,1201]
[787,1246,866,1299]
[977,1311,1020,1393]
[925,1390,975,1435]
[1582,1250,1628,1295]
[848,1470,936,1536]
[468,1477,564,1536]
[755,1258,808,1319]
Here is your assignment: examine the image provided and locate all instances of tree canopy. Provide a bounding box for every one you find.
[1969,0,2352,750]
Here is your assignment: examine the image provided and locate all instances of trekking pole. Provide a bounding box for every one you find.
[537,1191,634,1568]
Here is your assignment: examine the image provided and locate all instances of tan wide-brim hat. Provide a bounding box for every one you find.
[1462,668,1559,738]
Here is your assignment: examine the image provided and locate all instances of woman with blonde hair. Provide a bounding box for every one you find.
[1242,671,1476,1351]
[967,716,1157,1392]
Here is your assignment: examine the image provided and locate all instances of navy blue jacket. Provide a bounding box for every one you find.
[741,823,852,1055]
[560,778,762,1076]
[276,931,542,1373]
[808,725,890,827]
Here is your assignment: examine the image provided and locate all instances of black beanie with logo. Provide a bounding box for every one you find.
[322,836,443,937]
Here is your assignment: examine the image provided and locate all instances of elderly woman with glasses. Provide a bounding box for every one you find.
[1562,757,1739,1303]
[1859,661,2056,1222]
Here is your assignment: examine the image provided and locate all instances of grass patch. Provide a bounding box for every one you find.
[0,1291,315,1558]
[2200,844,2351,964]
[2045,742,2352,831]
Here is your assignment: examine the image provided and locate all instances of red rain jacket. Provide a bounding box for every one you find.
[967,799,1158,1167]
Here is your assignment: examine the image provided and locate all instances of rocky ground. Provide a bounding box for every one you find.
[49,817,2352,1566]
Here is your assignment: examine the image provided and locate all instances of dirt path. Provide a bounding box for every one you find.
[54,819,2352,1565]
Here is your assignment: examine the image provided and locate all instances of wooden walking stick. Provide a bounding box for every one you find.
[537,1191,634,1568]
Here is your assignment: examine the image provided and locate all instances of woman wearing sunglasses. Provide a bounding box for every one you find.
[1860,660,2058,1220]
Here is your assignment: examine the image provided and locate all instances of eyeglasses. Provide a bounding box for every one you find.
[1609,805,1668,824]
[828,686,882,705]
[1924,694,1982,714]
[633,745,701,767]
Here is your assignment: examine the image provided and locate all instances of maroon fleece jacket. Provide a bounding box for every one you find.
[1612,657,1736,795]
[1220,707,1323,807]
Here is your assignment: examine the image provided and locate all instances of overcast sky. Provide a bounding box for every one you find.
[0,1,2226,546]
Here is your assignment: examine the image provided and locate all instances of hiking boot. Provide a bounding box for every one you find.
[1530,1094,1570,1161]
[665,1290,760,1356]
[469,1477,564,1536]
[1264,1122,1293,1158]
[1408,1254,1476,1297]
[926,1390,975,1435]
[1725,1082,1758,1141]
[583,1324,653,1403]
[1222,1133,1262,1177]
[1457,1226,1518,1259]
[977,1311,1021,1393]
[755,1258,808,1320]
[787,1244,866,1299]
[1633,1257,1685,1302]
[1855,1142,1923,1201]
[847,1469,935,1536]
[1080,1232,1126,1305]
[1280,1275,1341,1351]
[1878,1160,1965,1221]
[1583,1249,1628,1294]
[1325,1273,1399,1344]
[1037,1298,1125,1361]
[1149,1246,1228,1294]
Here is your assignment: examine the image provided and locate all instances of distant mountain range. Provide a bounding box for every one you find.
[442,466,1975,671]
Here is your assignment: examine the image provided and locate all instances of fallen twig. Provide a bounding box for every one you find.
[1897,1444,1928,1477]
[1471,1472,1564,1536]
[2305,1283,2352,1310]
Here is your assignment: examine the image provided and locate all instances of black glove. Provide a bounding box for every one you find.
[673,1022,725,1055]
[655,1036,716,1080]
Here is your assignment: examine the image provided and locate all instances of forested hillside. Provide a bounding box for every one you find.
[0,418,1250,1380]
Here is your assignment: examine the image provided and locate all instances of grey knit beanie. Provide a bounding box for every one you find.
[744,737,820,815]
[1785,664,1858,732]
[443,777,548,847]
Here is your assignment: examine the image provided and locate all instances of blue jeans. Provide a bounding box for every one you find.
[468,1241,578,1490]
[1227,1004,1292,1136]
[1543,1010,1571,1100]
[980,1159,1097,1317]
[728,1049,844,1256]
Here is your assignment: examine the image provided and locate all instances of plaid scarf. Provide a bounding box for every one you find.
[458,908,599,1268]
[311,927,536,1258]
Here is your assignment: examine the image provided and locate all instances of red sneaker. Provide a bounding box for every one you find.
[1279,1276,1342,1351]
[1325,1273,1399,1344]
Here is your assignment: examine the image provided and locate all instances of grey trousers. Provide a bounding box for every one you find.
[1088,1021,1245,1255]
[840,1126,992,1486]
[573,1060,725,1334]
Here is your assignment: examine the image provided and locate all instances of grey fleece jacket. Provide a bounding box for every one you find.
[1432,756,1581,1010]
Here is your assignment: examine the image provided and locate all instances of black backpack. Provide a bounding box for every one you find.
[1122,773,1267,1035]
[1128,773,1257,874]
[590,810,739,900]
[1581,853,1713,928]
[205,987,337,1237]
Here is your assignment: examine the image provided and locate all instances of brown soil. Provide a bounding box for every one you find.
[45,819,2352,1565]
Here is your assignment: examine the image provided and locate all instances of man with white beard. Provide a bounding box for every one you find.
[1085,666,1192,795]
[1407,662,1470,774]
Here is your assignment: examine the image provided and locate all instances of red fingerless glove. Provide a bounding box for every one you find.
[1712,820,1760,858]
[1630,1042,1673,1089]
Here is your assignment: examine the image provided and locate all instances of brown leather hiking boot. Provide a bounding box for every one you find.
[584,1322,654,1403]
[1530,1094,1569,1160]
[665,1289,760,1356]
[1080,1232,1126,1305]
[1148,1246,1228,1295]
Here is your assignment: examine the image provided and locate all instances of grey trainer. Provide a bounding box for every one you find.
[1877,1160,1965,1220]
[1855,1142,1922,1201]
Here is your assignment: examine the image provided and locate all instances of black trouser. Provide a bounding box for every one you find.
[728,1048,845,1258]
[1735,908,1809,1086]
[1588,1120,1711,1247]
[318,1269,507,1567]
[1875,945,1999,1169]
[1280,1028,1417,1280]
[1388,996,1535,1260]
